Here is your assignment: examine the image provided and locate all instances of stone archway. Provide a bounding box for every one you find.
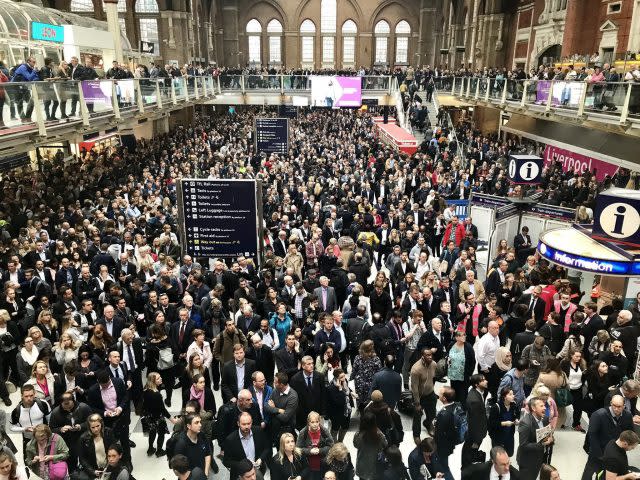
[536,43,561,66]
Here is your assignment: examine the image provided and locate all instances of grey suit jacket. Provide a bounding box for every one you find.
[516,412,549,473]
[314,286,338,313]
[264,387,299,428]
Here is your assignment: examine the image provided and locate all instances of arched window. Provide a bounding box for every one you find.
[70,0,94,13]
[136,0,159,46]
[341,20,357,65]
[374,20,390,64]
[320,0,336,65]
[395,20,410,64]
[267,19,283,64]
[246,19,262,64]
[300,19,316,65]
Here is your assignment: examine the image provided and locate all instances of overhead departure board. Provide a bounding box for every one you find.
[178,179,259,259]
[255,117,289,154]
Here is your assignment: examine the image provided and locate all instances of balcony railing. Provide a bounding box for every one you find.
[0,75,395,140]
[439,76,640,124]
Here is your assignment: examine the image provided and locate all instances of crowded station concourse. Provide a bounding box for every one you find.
[3,4,640,480]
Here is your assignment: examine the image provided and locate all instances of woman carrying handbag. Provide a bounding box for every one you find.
[25,424,69,480]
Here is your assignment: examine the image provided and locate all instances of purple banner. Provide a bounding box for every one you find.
[310,76,362,108]
[543,145,619,182]
[535,80,585,107]
[81,80,112,104]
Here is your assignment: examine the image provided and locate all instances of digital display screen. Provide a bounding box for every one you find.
[179,179,259,259]
[255,118,289,154]
[310,76,362,108]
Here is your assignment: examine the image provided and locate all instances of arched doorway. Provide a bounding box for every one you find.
[537,44,561,66]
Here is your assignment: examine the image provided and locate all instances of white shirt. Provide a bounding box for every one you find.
[489,465,509,480]
[476,333,500,371]
[334,323,347,353]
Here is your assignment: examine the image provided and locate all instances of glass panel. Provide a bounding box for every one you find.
[246,19,261,33]
[302,36,314,63]
[342,20,357,34]
[156,77,172,104]
[362,76,389,91]
[248,35,261,63]
[395,20,410,34]
[135,0,159,14]
[395,37,408,63]
[300,19,315,33]
[173,77,186,101]
[266,19,282,33]
[374,20,390,34]
[630,83,640,118]
[70,0,94,13]
[219,74,242,89]
[139,18,158,45]
[320,0,336,33]
[343,36,355,64]
[116,79,138,112]
[322,37,334,63]
[269,36,281,63]
[139,78,158,107]
[375,37,387,63]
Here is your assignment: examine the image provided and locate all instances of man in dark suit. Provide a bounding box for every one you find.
[34,260,55,287]
[236,305,261,337]
[434,386,458,479]
[274,333,301,378]
[158,293,179,324]
[2,260,25,285]
[420,287,440,322]
[581,301,605,361]
[369,355,402,410]
[517,396,554,480]
[516,286,546,329]
[117,328,144,414]
[96,304,125,339]
[169,307,196,360]
[582,395,634,480]
[86,370,131,463]
[462,446,521,480]
[289,356,327,429]
[510,319,536,363]
[604,380,640,419]
[392,251,416,287]
[272,230,289,258]
[246,334,275,386]
[221,344,257,403]
[463,217,479,240]
[52,286,80,323]
[514,226,534,265]
[461,374,488,469]
[485,260,507,297]
[313,313,342,354]
[115,252,137,286]
[222,412,270,480]
[23,241,52,269]
[415,316,451,363]
[55,257,77,290]
[314,276,338,313]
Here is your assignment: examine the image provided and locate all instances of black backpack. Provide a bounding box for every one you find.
[397,391,415,416]
[165,430,184,464]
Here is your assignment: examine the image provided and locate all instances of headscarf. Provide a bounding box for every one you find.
[495,346,512,372]
[189,384,205,410]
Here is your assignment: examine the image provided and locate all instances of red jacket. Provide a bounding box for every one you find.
[442,222,466,247]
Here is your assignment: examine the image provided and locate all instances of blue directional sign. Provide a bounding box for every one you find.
[179,179,259,259]
[255,118,289,154]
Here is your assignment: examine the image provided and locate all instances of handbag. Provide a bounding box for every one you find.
[438,259,449,276]
[157,346,175,369]
[48,433,69,480]
[435,357,448,381]
[555,375,573,408]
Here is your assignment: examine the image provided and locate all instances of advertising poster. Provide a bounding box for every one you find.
[535,80,586,107]
[81,81,112,104]
[543,145,619,182]
[310,76,362,107]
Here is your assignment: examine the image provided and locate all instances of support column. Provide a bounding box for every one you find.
[468,0,480,66]
[103,0,124,63]
[419,1,437,67]
[222,2,240,67]
[629,0,640,52]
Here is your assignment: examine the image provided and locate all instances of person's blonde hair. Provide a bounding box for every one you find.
[307,411,321,425]
[326,442,349,464]
[532,382,551,397]
[37,309,58,330]
[276,433,302,464]
[33,424,51,440]
[0,309,9,323]
[31,360,49,378]
[359,339,375,358]
[145,372,161,391]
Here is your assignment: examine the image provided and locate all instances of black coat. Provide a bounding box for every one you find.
[434,403,457,456]
[510,330,535,363]
[369,367,402,410]
[585,407,633,458]
[461,461,520,480]
[415,329,450,362]
[86,377,128,414]
[515,293,546,328]
[78,427,116,473]
[466,388,487,444]
[169,320,196,354]
[223,427,270,480]
[246,345,275,385]
[289,370,327,429]
[516,412,549,474]
[274,347,301,378]
[220,358,256,403]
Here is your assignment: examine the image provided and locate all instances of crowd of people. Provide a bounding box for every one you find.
[0,80,638,480]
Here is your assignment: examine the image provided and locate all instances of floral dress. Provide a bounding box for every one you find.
[352,354,382,409]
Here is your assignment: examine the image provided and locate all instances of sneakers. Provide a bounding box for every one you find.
[2,397,11,406]
[146,447,156,457]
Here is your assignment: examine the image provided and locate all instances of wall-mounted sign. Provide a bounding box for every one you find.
[140,41,155,55]
[255,118,289,154]
[508,154,543,184]
[592,188,640,248]
[31,22,64,43]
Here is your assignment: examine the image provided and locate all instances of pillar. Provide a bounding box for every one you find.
[628,0,640,53]
[561,0,580,58]
[468,0,479,66]
[222,1,240,66]
[103,0,124,63]
[419,0,436,66]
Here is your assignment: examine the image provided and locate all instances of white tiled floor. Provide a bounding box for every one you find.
[5,380,638,480]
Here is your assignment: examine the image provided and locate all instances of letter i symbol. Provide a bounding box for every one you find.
[612,205,626,235]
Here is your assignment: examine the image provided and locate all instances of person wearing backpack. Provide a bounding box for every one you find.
[433,386,458,480]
